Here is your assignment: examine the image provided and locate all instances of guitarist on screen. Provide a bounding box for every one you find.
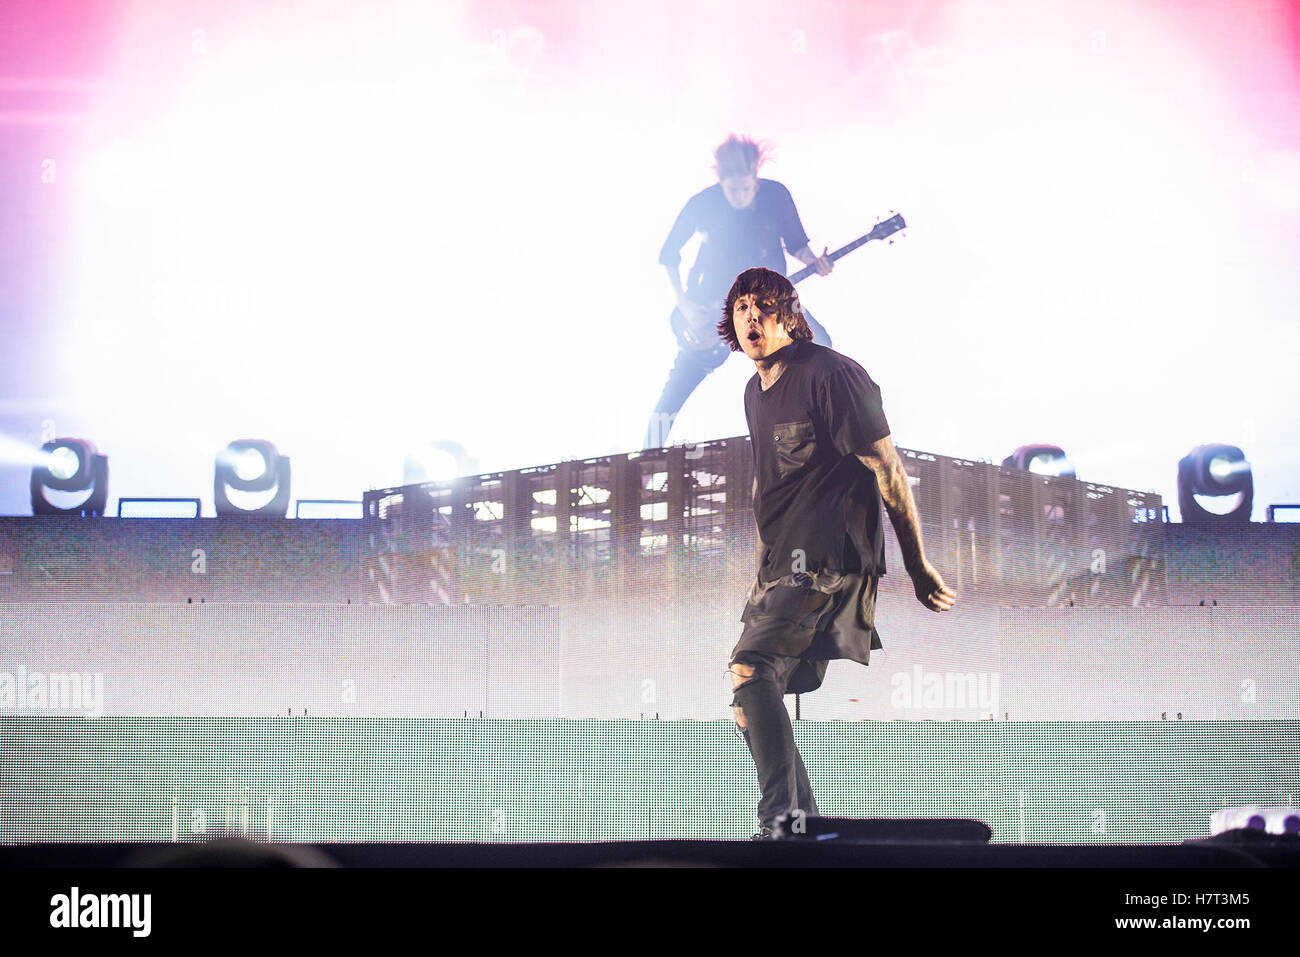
[643,134,834,450]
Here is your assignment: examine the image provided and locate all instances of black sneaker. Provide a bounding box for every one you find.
[750,826,774,841]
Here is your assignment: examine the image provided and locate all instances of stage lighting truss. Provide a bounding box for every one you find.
[215,439,291,517]
[1178,444,1252,523]
[31,438,109,516]
[294,500,362,519]
[1001,445,1075,478]
[117,498,202,519]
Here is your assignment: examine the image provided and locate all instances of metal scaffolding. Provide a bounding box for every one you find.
[363,437,1165,608]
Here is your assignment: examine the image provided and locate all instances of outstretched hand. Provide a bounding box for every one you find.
[910,560,956,612]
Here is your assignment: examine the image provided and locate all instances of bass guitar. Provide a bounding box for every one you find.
[670,213,907,353]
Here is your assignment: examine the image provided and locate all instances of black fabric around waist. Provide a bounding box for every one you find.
[732,573,883,693]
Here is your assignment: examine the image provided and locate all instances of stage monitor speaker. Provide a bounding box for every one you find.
[772,815,993,844]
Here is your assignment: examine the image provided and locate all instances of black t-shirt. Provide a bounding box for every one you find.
[745,339,892,584]
[659,179,811,308]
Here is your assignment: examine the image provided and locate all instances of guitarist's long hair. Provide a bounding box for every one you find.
[717,267,814,352]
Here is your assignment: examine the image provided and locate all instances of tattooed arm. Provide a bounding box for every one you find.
[856,435,956,612]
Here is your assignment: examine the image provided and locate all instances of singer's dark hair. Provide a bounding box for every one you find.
[716,267,812,352]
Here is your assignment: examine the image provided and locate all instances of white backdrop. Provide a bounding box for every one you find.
[7,0,1295,518]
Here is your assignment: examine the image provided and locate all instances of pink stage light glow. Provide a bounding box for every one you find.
[18,0,1297,517]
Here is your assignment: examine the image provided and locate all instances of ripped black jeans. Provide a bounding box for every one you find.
[730,650,823,832]
[728,570,881,832]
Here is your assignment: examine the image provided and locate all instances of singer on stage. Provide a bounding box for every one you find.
[721,266,956,839]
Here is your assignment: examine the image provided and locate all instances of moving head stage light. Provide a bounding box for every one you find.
[1001,444,1075,478]
[1178,443,1252,523]
[31,438,109,516]
[214,439,291,517]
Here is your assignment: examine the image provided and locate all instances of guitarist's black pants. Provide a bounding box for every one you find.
[644,309,832,450]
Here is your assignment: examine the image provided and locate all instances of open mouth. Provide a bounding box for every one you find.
[746,330,761,344]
